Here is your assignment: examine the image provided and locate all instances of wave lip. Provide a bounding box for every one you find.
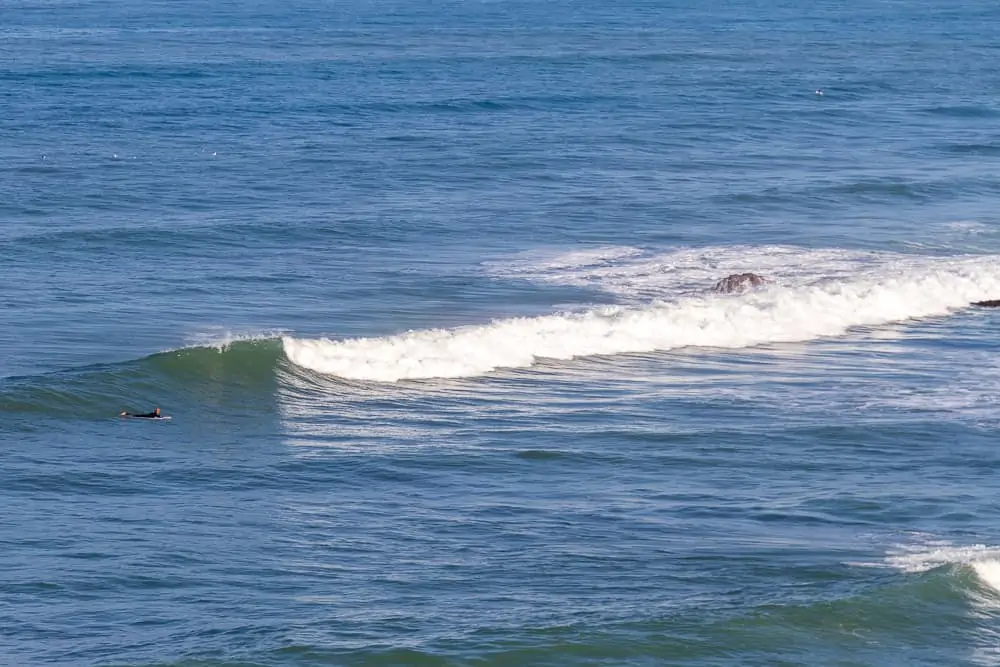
[283,258,1000,382]
[884,542,1000,577]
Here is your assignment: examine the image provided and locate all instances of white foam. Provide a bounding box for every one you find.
[974,561,1000,594]
[488,245,886,301]
[490,245,643,273]
[884,542,1000,577]
[283,255,1000,382]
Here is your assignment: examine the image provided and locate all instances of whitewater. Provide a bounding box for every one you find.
[283,251,1000,381]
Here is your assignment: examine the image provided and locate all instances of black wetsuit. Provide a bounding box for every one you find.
[127,411,160,418]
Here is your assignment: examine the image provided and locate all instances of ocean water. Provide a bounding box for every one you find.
[3,0,1000,664]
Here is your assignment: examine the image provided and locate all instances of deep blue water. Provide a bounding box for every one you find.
[4,1,1000,665]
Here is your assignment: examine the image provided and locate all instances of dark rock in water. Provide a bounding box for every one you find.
[712,273,768,293]
[972,299,1000,307]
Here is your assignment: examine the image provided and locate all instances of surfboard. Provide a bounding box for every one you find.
[121,415,172,421]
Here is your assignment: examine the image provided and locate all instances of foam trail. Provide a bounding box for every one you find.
[283,258,1000,382]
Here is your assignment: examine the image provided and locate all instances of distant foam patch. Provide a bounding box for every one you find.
[486,244,882,300]
[943,220,992,236]
[283,252,1000,382]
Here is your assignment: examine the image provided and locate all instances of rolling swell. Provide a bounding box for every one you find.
[74,558,997,667]
[0,339,283,420]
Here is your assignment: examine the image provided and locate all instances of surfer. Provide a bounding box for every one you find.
[121,407,162,419]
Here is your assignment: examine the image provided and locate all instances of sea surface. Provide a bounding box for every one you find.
[3,0,1000,665]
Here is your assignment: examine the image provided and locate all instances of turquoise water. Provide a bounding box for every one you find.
[4,1,1000,665]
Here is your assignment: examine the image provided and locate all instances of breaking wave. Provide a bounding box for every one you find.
[283,253,1000,382]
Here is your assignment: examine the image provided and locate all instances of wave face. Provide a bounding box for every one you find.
[0,338,283,419]
[283,252,1000,382]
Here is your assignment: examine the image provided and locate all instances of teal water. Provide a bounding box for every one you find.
[4,1,1000,665]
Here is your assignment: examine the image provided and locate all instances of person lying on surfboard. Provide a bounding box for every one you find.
[120,407,162,419]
